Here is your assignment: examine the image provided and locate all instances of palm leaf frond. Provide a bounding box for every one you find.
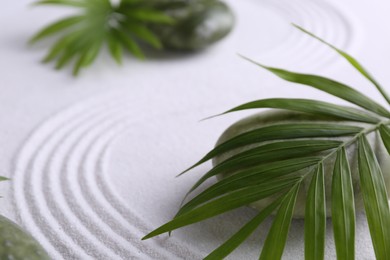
[204,197,283,260]
[30,0,234,75]
[239,56,390,118]
[213,98,381,123]
[177,157,322,217]
[182,140,338,196]
[259,183,301,260]
[143,176,301,240]
[143,25,390,260]
[33,0,89,7]
[30,0,174,75]
[29,16,84,43]
[179,123,363,176]
[293,23,390,106]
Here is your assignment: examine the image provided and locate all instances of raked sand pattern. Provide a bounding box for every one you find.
[12,92,205,259]
[230,0,354,68]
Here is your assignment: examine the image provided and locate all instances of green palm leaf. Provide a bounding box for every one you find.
[142,25,390,260]
[358,136,390,260]
[178,157,322,216]
[122,23,163,49]
[259,183,300,260]
[73,40,103,76]
[142,176,300,240]
[121,8,175,24]
[214,98,380,124]
[30,0,175,75]
[293,24,390,106]
[305,164,326,260]
[204,197,283,260]
[34,0,88,7]
[332,147,355,260]
[179,123,363,176]
[184,140,339,195]
[107,33,124,64]
[113,28,145,60]
[240,56,390,118]
[29,16,84,43]
[42,30,83,63]
[379,124,390,155]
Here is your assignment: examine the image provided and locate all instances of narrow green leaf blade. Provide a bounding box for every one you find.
[332,147,355,260]
[259,183,301,260]
[72,40,102,76]
[122,23,162,49]
[204,198,283,260]
[241,56,390,118]
[107,33,123,64]
[114,28,145,59]
[218,98,380,124]
[179,123,362,176]
[0,176,9,181]
[293,24,390,106]
[185,139,339,195]
[208,139,340,176]
[34,0,88,7]
[143,177,300,240]
[54,33,89,69]
[29,15,84,43]
[379,125,390,155]
[358,135,390,260]
[305,164,326,260]
[124,9,175,24]
[42,30,82,62]
[178,157,321,216]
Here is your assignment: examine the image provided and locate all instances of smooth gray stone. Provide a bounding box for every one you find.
[0,215,50,260]
[150,0,235,50]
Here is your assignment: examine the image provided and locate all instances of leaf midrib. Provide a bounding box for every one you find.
[339,157,350,260]
[317,120,390,166]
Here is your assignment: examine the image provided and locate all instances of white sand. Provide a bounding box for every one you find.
[1,0,389,259]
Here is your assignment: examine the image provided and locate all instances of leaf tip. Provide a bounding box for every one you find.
[237,53,267,69]
[200,113,222,122]
[141,234,150,240]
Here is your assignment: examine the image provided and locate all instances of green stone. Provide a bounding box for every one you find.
[0,215,50,260]
[150,0,235,50]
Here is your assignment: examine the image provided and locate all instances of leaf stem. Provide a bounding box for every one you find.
[319,120,390,166]
[297,119,390,183]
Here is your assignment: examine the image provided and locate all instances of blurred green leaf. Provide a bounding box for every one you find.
[29,16,84,43]
[30,0,176,75]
